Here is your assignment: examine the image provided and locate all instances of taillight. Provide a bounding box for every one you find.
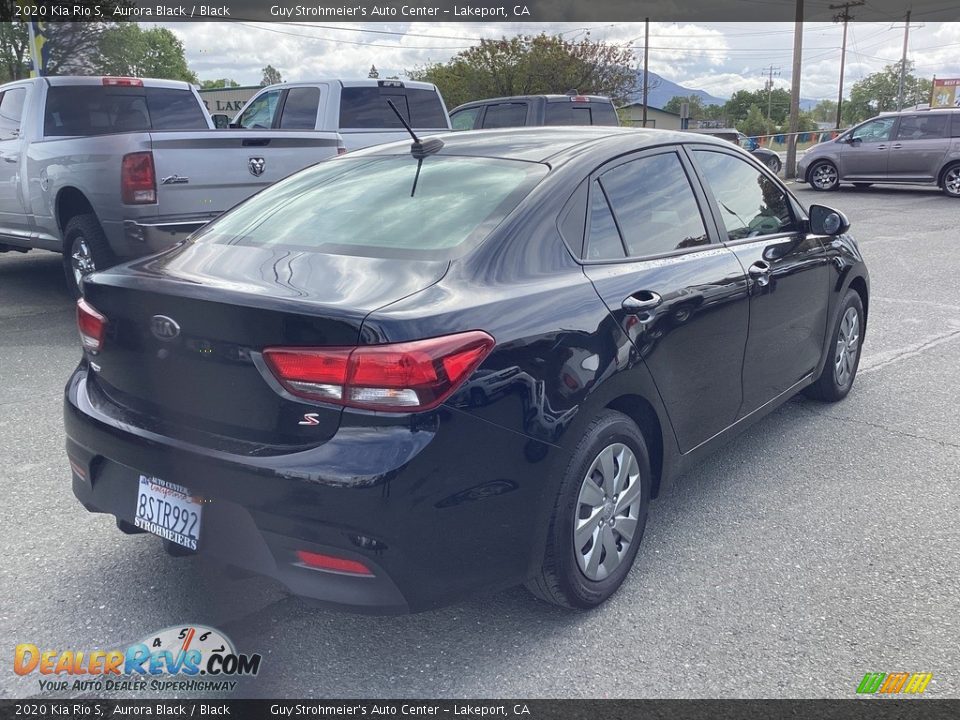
[336,146,347,156]
[263,331,495,412]
[77,299,107,352]
[102,77,143,87]
[121,152,156,204]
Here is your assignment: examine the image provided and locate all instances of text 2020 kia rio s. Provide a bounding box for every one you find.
[65,127,869,612]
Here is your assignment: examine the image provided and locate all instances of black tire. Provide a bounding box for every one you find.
[767,156,782,174]
[941,162,960,198]
[526,410,651,610]
[808,160,840,191]
[62,214,114,298]
[804,289,865,402]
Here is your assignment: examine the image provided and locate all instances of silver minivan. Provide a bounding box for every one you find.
[798,109,960,197]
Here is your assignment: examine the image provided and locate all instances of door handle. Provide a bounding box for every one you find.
[875,145,887,150]
[621,290,662,313]
[748,260,771,287]
[0,154,17,164]
[891,143,903,149]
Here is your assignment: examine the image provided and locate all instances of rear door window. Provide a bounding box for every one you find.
[279,87,320,129]
[545,103,593,126]
[895,114,948,140]
[450,106,481,131]
[43,86,207,136]
[481,103,528,129]
[0,87,26,139]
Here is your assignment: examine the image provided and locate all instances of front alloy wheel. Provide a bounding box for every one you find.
[574,443,643,581]
[810,161,839,191]
[943,165,960,198]
[834,306,861,388]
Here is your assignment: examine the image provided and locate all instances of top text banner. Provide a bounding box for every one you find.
[5,0,959,22]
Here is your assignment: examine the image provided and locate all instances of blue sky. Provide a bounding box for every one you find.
[156,21,960,101]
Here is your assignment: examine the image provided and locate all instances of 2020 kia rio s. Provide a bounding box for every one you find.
[65,127,869,612]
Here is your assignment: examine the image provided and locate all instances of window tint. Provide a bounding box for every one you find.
[339,87,446,129]
[194,156,547,258]
[545,103,591,126]
[895,114,948,140]
[599,152,709,257]
[693,150,797,241]
[851,117,894,143]
[279,87,320,129]
[43,87,205,136]
[144,89,208,130]
[0,87,26,139]
[481,103,527,129]
[237,90,281,129]
[451,107,480,131]
[590,103,619,126]
[952,114,960,139]
[586,182,625,260]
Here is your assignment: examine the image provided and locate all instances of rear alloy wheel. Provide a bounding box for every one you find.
[809,161,839,191]
[62,214,114,298]
[942,164,960,198]
[766,156,782,174]
[526,410,650,610]
[804,289,864,402]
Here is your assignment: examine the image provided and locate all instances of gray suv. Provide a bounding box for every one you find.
[798,109,960,197]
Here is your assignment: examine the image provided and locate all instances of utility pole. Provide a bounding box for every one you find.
[786,0,803,180]
[894,11,923,110]
[830,0,864,129]
[642,17,649,128]
[763,65,782,119]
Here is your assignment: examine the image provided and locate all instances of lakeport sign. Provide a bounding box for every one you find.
[197,87,259,116]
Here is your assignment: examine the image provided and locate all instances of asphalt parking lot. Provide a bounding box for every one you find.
[1,183,958,700]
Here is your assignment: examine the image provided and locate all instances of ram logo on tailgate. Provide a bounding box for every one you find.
[248,157,266,177]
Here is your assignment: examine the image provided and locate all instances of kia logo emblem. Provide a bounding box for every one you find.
[150,315,180,341]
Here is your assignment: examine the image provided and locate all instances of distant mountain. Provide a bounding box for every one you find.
[625,70,819,112]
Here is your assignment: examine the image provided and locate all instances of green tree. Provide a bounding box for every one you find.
[663,94,706,120]
[200,78,240,89]
[738,104,775,138]
[811,99,837,124]
[261,64,283,86]
[724,88,790,125]
[843,61,932,124]
[97,25,197,83]
[408,33,636,109]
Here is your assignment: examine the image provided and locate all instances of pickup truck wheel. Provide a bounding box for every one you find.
[63,214,113,298]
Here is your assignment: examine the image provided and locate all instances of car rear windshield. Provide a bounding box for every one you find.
[193,155,547,259]
[43,86,208,136]
[339,87,448,128]
[545,101,618,126]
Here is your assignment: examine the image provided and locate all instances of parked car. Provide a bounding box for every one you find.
[688,128,783,173]
[449,93,619,131]
[0,76,344,296]
[231,79,451,151]
[65,127,868,613]
[798,108,960,196]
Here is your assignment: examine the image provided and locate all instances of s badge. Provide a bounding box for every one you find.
[298,413,320,426]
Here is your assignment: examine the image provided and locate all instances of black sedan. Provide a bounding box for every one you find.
[65,127,869,612]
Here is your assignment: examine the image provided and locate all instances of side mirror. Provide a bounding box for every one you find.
[211,114,230,129]
[847,136,862,145]
[808,204,850,236]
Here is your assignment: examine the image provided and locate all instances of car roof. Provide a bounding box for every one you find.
[352,126,731,163]
[257,79,439,92]
[451,95,614,112]
[44,76,193,90]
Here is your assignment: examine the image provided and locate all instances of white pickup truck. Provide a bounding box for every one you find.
[0,75,344,295]
[230,79,451,152]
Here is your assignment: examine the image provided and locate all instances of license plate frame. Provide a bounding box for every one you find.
[134,475,203,550]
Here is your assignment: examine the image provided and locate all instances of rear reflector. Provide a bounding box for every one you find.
[76,299,107,352]
[102,77,144,87]
[121,152,156,204]
[263,331,495,412]
[295,550,373,577]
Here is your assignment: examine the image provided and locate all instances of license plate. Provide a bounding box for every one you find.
[134,475,202,550]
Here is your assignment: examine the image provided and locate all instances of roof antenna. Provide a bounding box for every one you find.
[386,99,444,158]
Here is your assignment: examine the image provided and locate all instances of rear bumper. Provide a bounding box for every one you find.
[64,365,562,613]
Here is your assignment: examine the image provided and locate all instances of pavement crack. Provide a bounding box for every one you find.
[793,403,960,452]
[859,328,960,375]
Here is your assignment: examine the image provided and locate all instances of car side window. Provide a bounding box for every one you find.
[895,114,948,140]
[693,150,798,241]
[597,152,710,257]
[851,117,895,143]
[585,182,625,260]
[0,87,26,140]
[450,107,480,131]
[481,103,527,129]
[279,87,320,129]
[237,89,281,129]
